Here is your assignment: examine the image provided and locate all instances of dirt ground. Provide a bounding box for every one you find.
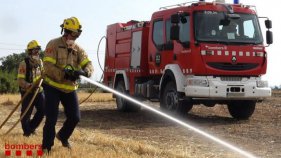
[64,93,280,158]
[1,92,280,157]
[77,93,281,158]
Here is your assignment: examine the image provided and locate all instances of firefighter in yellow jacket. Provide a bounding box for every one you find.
[17,40,45,137]
[42,17,93,152]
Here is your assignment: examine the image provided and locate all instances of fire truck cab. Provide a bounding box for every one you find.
[103,0,273,119]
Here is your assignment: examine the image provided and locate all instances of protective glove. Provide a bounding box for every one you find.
[83,68,92,78]
[73,70,87,77]
[64,68,87,81]
[64,68,78,81]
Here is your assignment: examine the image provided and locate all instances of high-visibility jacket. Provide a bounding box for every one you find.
[17,58,43,92]
[43,37,93,93]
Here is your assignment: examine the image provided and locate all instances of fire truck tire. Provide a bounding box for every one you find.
[227,100,256,120]
[160,81,192,115]
[179,99,193,115]
[116,80,140,112]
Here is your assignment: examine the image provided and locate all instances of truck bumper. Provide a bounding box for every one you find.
[184,76,271,99]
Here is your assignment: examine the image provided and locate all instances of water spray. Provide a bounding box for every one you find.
[81,76,257,158]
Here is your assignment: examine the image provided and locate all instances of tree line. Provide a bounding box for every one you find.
[0,52,26,93]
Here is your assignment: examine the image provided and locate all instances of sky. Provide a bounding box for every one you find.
[0,0,280,86]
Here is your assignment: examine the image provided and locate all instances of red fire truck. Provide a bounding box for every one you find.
[103,0,273,119]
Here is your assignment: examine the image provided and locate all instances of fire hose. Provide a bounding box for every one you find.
[2,78,44,135]
[0,78,43,131]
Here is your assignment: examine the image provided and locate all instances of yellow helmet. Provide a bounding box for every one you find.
[60,17,82,33]
[27,40,41,50]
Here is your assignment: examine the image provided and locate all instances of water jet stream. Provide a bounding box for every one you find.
[81,76,256,158]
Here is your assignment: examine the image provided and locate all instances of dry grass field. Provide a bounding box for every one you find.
[0,91,281,158]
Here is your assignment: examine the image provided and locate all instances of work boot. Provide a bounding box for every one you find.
[23,133,31,137]
[56,133,72,149]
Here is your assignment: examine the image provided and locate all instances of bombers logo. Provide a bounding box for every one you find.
[4,143,43,157]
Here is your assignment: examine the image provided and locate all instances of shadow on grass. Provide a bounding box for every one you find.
[67,105,242,130]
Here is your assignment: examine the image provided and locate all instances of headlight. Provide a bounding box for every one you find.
[256,80,268,88]
[187,79,209,87]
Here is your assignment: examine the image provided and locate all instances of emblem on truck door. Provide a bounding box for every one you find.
[231,56,237,64]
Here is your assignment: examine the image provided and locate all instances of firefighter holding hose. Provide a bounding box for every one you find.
[42,17,93,153]
[17,40,45,137]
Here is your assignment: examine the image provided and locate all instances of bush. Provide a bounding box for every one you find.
[0,70,18,94]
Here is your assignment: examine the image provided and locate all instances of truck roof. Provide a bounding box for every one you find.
[153,1,257,18]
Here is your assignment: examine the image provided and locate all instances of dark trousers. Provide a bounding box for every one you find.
[42,83,80,150]
[20,91,45,135]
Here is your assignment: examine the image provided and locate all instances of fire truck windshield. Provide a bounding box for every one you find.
[194,11,263,44]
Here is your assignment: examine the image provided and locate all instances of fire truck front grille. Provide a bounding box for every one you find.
[220,76,242,81]
[207,62,259,71]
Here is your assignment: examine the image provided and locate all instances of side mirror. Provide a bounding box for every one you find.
[171,14,180,24]
[180,16,187,24]
[170,25,179,40]
[266,30,273,44]
[181,12,189,24]
[265,19,272,29]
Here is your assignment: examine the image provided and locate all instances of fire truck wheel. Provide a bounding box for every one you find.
[116,80,130,111]
[116,80,140,112]
[227,100,256,120]
[160,81,192,115]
